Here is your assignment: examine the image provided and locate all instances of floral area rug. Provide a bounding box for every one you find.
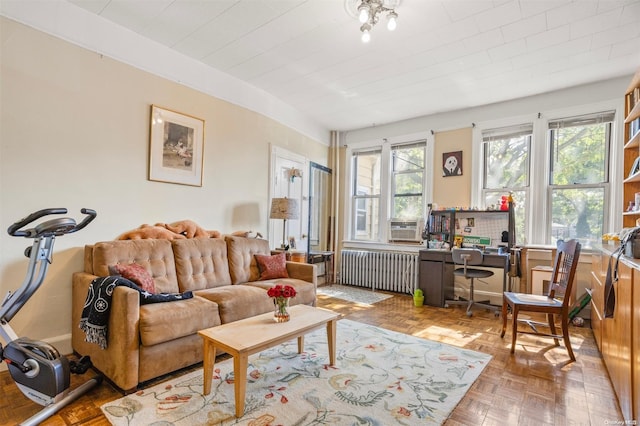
[102,319,491,425]
[317,284,393,305]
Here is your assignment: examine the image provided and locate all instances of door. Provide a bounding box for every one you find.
[270,146,307,251]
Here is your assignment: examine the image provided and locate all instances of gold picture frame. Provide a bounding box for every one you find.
[149,105,204,186]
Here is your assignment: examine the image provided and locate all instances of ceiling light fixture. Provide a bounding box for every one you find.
[346,0,400,43]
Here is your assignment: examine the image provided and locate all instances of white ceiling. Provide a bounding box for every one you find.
[66,0,640,132]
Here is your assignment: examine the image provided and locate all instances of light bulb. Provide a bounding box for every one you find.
[358,6,369,23]
[387,12,397,31]
[361,29,371,43]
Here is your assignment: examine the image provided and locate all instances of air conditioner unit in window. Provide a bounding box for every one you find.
[388,219,424,242]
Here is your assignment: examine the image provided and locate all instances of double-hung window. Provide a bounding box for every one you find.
[391,142,425,219]
[482,124,532,244]
[548,111,613,248]
[352,150,381,241]
[350,141,427,242]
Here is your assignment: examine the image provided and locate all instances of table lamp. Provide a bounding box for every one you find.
[269,197,299,249]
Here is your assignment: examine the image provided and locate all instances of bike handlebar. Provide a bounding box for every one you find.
[70,208,97,234]
[7,208,97,238]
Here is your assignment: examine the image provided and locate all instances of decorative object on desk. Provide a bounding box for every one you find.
[413,288,424,306]
[269,197,299,250]
[267,284,296,322]
[500,195,509,211]
[442,150,462,176]
[148,105,204,187]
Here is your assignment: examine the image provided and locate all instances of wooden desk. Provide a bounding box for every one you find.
[198,305,340,418]
[418,249,510,307]
[308,251,334,283]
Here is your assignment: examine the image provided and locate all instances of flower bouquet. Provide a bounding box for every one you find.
[267,284,297,323]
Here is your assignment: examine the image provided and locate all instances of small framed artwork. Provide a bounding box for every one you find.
[629,156,640,179]
[443,151,462,176]
[149,105,204,186]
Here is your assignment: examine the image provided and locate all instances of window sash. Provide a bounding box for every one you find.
[391,142,425,220]
[482,125,531,190]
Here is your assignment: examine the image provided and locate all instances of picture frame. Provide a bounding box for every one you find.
[149,105,204,186]
[443,151,462,176]
[629,156,640,179]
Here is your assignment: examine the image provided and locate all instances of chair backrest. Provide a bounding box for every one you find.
[452,248,484,266]
[547,239,581,306]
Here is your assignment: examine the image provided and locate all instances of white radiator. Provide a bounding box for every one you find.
[339,250,418,294]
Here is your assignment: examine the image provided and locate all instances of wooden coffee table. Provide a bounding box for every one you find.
[198,304,341,418]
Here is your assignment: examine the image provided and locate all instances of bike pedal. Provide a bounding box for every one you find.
[70,355,92,374]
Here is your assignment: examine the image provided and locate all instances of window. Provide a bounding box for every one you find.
[391,143,425,219]
[482,124,532,244]
[352,150,381,241]
[548,111,613,248]
[350,140,427,243]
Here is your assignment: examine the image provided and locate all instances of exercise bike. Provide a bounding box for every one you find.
[0,208,101,426]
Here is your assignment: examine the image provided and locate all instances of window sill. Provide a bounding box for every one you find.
[342,240,425,253]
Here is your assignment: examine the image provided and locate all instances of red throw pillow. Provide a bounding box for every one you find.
[255,253,289,280]
[110,263,157,294]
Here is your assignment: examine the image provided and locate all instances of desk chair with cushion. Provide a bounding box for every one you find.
[500,239,581,361]
[445,248,499,317]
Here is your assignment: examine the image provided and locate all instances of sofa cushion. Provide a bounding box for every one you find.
[139,296,221,346]
[195,285,274,324]
[91,240,179,293]
[109,263,156,293]
[172,238,232,292]
[225,236,270,284]
[245,279,316,307]
[255,253,289,280]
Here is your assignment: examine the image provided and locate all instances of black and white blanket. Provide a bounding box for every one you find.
[79,275,193,349]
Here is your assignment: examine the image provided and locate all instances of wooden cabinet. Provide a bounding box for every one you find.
[591,247,637,422]
[623,68,640,227]
[601,259,633,420]
[633,268,640,421]
[590,249,606,349]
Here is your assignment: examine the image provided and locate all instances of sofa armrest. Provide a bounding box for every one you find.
[286,262,317,288]
[72,272,142,391]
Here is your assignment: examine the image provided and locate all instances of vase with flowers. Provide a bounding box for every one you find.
[267,284,296,323]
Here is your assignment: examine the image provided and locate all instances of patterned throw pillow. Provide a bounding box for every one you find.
[109,263,156,294]
[255,253,289,280]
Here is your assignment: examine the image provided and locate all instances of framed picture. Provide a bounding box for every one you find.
[629,156,640,179]
[149,105,204,186]
[443,151,462,176]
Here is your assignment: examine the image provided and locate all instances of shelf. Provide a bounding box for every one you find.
[626,70,640,94]
[623,211,640,216]
[624,171,640,183]
[626,101,640,124]
[624,129,640,149]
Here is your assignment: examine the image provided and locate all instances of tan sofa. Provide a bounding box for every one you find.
[71,236,316,392]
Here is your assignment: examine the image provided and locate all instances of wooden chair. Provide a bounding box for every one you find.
[500,239,582,361]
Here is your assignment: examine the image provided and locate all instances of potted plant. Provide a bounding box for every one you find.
[413,288,424,307]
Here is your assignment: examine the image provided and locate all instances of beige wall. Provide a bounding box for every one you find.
[0,18,328,351]
[433,128,472,208]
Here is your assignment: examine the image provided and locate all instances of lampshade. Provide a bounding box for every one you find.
[269,198,299,220]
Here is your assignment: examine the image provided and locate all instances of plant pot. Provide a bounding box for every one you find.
[413,296,424,307]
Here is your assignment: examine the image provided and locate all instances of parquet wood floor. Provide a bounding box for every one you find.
[0,289,623,425]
